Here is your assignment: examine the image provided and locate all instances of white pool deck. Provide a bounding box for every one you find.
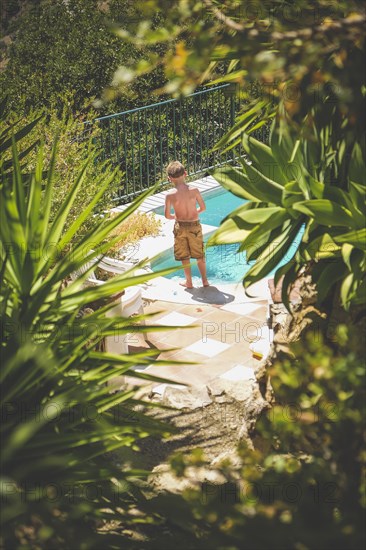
[111,174,271,306]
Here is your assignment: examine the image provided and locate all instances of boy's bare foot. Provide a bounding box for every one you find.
[180,281,193,289]
[202,280,210,287]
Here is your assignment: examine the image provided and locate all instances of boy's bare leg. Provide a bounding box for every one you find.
[197,257,209,287]
[181,259,193,288]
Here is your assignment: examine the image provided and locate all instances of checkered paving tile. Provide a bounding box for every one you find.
[220,302,264,315]
[185,337,231,358]
[154,312,197,327]
[144,298,268,387]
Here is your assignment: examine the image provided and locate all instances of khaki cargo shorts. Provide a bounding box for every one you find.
[173,220,204,261]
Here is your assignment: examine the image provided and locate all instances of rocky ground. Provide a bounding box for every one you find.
[110,369,271,496]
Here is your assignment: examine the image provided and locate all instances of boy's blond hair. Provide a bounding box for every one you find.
[166,160,185,179]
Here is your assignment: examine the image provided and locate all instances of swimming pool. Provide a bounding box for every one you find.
[151,238,252,285]
[152,187,301,285]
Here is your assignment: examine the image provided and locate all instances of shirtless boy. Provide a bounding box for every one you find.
[164,161,209,288]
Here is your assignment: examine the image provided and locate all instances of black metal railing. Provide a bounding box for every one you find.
[95,84,267,203]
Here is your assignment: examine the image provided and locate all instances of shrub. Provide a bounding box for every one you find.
[106,212,162,258]
[209,119,366,314]
[1,105,122,244]
[0,0,167,115]
[0,116,180,548]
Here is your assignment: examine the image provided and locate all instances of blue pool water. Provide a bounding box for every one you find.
[152,237,252,285]
[152,187,301,285]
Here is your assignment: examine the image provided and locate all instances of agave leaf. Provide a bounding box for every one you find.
[43,157,90,253]
[242,133,287,185]
[97,389,140,412]
[0,218,20,289]
[2,397,69,462]
[315,262,348,304]
[207,218,251,245]
[1,139,41,172]
[11,138,27,228]
[282,180,304,209]
[211,165,259,201]
[25,143,44,245]
[229,206,285,225]
[323,186,364,225]
[223,200,266,222]
[293,199,355,228]
[220,107,269,147]
[281,261,300,311]
[241,159,283,203]
[352,278,366,306]
[244,222,301,289]
[270,120,296,165]
[1,154,27,283]
[40,136,59,248]
[273,260,294,289]
[340,273,355,310]
[56,170,117,252]
[246,118,270,135]
[341,243,354,272]
[270,122,310,198]
[214,115,259,153]
[308,233,341,261]
[210,47,251,61]
[55,184,159,273]
[307,177,325,199]
[55,265,181,312]
[240,210,290,251]
[333,228,366,251]
[209,69,248,86]
[349,181,366,216]
[348,140,366,185]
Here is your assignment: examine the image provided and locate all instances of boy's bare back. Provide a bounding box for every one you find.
[166,185,204,221]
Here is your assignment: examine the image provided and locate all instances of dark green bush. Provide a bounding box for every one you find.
[1,105,122,242]
[0,0,166,115]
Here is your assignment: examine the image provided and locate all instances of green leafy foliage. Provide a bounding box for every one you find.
[109,0,365,135]
[0,117,185,548]
[1,105,124,243]
[209,120,366,311]
[0,0,166,115]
